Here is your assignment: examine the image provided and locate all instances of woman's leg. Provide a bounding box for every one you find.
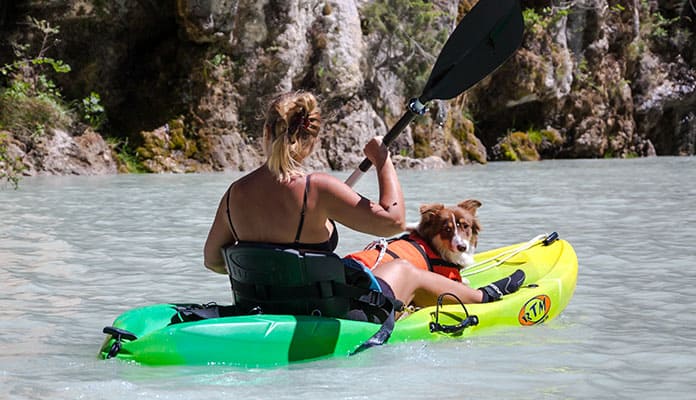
[372,259,484,307]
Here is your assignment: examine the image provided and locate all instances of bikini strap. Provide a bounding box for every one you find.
[294,175,310,243]
[226,186,240,244]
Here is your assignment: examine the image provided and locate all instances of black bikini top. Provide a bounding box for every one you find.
[226,174,339,252]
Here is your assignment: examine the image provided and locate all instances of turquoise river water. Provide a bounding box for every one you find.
[1,157,694,399]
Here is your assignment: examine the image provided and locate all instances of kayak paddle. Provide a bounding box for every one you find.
[345,0,524,187]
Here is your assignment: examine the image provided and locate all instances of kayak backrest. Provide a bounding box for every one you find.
[222,243,353,317]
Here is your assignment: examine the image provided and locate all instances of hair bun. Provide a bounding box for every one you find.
[264,91,321,181]
[288,106,314,139]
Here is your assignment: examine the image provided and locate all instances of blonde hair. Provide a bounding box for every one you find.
[263,91,322,181]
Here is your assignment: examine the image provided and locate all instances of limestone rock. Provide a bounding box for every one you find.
[176,0,238,44]
[1,128,117,176]
[1,0,695,178]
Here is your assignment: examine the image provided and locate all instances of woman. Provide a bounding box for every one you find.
[204,91,523,312]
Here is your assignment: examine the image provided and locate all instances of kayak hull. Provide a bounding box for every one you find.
[99,237,578,366]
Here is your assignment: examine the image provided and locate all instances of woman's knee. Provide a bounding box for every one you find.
[373,259,420,282]
[391,259,424,277]
[372,259,419,305]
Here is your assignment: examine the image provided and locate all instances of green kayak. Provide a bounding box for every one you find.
[99,233,577,366]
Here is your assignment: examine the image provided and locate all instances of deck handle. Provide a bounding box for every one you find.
[102,326,137,359]
[543,231,559,246]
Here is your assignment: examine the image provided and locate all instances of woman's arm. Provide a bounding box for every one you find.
[366,137,405,228]
[318,137,406,236]
[203,194,235,274]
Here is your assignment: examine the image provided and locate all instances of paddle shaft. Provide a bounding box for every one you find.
[344,0,523,187]
[344,98,427,187]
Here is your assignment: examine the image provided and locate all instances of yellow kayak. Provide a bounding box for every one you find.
[390,232,578,342]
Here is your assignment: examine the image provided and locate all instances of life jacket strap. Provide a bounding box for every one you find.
[396,235,433,271]
[400,234,463,271]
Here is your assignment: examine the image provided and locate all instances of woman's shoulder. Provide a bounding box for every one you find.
[308,172,348,191]
[308,171,339,184]
[308,172,361,207]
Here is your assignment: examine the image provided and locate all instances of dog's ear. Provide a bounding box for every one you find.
[471,216,482,246]
[417,203,444,237]
[419,203,444,216]
[459,200,482,247]
[457,199,482,214]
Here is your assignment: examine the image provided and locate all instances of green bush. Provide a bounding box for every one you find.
[106,137,145,173]
[0,80,72,141]
[80,92,106,130]
[522,7,569,31]
[0,17,78,188]
[0,17,73,141]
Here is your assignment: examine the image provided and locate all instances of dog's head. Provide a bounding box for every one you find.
[415,199,482,268]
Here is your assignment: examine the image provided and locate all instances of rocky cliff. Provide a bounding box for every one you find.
[0,0,694,179]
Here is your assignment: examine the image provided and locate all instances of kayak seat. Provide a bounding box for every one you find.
[222,242,382,318]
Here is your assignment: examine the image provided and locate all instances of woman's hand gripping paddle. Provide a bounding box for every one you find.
[345,0,525,187]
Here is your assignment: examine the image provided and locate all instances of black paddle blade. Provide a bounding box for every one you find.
[420,0,524,103]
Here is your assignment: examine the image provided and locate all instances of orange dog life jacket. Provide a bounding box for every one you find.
[345,232,463,282]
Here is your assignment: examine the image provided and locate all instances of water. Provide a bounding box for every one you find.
[1,157,694,399]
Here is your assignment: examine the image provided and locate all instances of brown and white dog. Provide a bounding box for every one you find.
[412,199,482,271]
[347,199,481,285]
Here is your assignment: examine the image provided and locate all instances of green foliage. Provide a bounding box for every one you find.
[0,79,72,140]
[501,131,539,161]
[648,11,679,40]
[572,56,601,91]
[210,53,227,67]
[528,129,543,145]
[168,119,198,157]
[522,8,544,29]
[202,51,234,83]
[522,7,569,30]
[0,132,26,189]
[0,16,113,185]
[1,17,110,135]
[81,92,106,129]
[0,17,72,91]
[610,4,626,13]
[106,137,145,173]
[361,0,448,98]
[495,127,563,161]
[499,142,519,161]
[637,1,687,46]
[528,127,563,147]
[626,39,646,62]
[0,17,73,141]
[31,56,71,73]
[412,130,432,158]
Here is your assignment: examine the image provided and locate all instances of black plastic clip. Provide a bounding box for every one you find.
[102,326,137,359]
[429,315,479,334]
